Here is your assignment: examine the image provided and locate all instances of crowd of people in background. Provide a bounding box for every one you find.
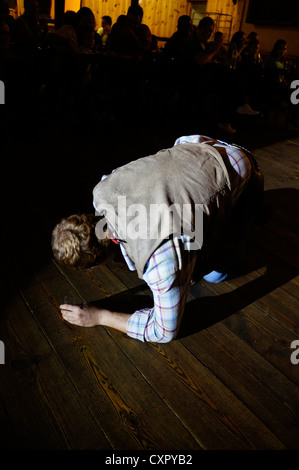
[0,0,298,136]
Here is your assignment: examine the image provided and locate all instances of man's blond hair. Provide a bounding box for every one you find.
[51,214,109,269]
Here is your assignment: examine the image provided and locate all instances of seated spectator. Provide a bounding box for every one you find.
[13,0,41,56]
[186,17,237,134]
[164,15,194,60]
[242,31,262,64]
[237,38,263,113]
[76,7,96,29]
[246,31,259,44]
[240,37,262,69]
[221,30,259,116]
[227,31,247,68]
[47,7,97,53]
[76,6,99,51]
[77,24,95,54]
[263,39,294,114]
[187,16,224,65]
[49,10,78,51]
[63,10,77,26]
[0,0,15,35]
[127,4,152,55]
[266,39,288,86]
[208,31,228,64]
[97,15,112,48]
[106,5,151,59]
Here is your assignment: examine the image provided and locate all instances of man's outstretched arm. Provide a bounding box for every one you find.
[60,303,131,334]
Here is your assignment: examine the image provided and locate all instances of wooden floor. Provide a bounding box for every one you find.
[0,118,298,451]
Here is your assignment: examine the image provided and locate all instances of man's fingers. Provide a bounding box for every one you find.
[60,304,81,325]
[59,303,102,327]
[61,309,81,325]
[60,303,74,311]
[60,304,83,312]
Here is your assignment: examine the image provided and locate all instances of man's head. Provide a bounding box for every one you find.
[214,31,224,44]
[127,4,143,25]
[102,15,112,29]
[24,0,39,14]
[197,16,214,42]
[76,7,96,29]
[177,15,192,33]
[51,214,110,269]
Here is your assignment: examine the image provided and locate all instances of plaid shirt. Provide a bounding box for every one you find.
[122,135,251,342]
[125,236,197,342]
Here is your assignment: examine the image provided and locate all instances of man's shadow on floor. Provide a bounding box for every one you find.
[94,188,298,339]
[179,187,298,338]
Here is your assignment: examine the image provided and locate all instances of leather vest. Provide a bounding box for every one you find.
[93,142,242,278]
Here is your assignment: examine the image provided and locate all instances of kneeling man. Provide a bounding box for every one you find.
[52,135,264,342]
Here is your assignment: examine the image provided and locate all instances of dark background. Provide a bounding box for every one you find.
[246,0,299,26]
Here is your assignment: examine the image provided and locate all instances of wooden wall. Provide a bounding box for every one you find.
[82,0,191,38]
[64,0,80,14]
[12,0,243,39]
[12,0,299,56]
[142,0,192,38]
[206,0,246,35]
[73,0,245,40]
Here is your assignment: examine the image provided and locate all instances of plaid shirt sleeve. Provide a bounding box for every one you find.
[126,237,197,343]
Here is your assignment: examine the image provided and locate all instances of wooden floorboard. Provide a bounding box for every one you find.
[185,281,299,449]
[0,130,298,451]
[18,260,200,450]
[54,260,285,450]
[0,279,112,450]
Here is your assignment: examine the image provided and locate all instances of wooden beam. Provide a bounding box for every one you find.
[54,0,65,29]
